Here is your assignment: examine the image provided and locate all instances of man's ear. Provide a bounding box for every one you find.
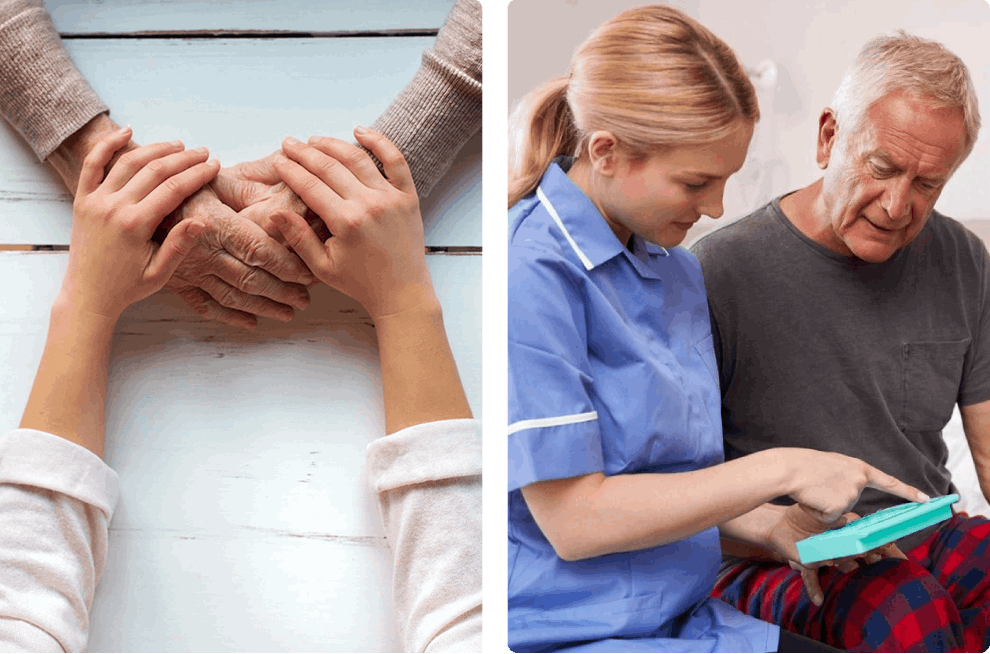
[586,131,620,177]
[816,109,838,170]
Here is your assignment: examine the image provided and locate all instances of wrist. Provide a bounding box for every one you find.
[370,291,443,327]
[51,290,122,335]
[47,114,137,195]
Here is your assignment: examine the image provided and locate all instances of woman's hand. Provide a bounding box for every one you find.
[764,504,906,606]
[779,448,929,523]
[61,126,217,321]
[270,127,437,321]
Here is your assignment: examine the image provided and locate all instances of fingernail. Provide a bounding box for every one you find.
[307,136,320,144]
[285,136,300,145]
[195,146,208,154]
[293,297,310,310]
[274,154,288,165]
[208,158,220,166]
[354,125,369,135]
[918,493,930,503]
[171,139,183,147]
[300,275,316,285]
[814,594,823,606]
[119,125,132,135]
[187,222,205,238]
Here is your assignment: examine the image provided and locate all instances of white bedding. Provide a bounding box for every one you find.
[944,406,990,518]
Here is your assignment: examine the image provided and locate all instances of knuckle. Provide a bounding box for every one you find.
[161,176,184,196]
[318,157,340,178]
[241,237,272,268]
[300,176,323,195]
[145,159,168,178]
[237,267,267,295]
[338,213,364,235]
[117,151,140,171]
[211,284,241,309]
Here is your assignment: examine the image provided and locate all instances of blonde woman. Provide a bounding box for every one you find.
[507,6,926,652]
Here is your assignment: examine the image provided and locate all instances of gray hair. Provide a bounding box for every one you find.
[832,31,981,164]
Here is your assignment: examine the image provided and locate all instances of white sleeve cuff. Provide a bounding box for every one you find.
[366,419,481,493]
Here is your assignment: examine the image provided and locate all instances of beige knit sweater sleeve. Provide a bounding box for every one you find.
[1,0,480,191]
[0,0,108,161]
[369,0,482,197]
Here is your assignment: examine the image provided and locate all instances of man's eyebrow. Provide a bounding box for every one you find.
[866,150,948,185]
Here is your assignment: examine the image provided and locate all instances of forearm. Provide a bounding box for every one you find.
[961,400,990,504]
[47,113,138,195]
[373,298,472,435]
[368,0,481,197]
[525,449,793,561]
[0,0,108,161]
[718,502,788,558]
[19,295,117,458]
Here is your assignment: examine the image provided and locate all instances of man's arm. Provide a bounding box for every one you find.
[719,503,790,558]
[961,399,990,503]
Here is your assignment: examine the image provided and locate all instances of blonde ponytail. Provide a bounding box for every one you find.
[508,5,759,208]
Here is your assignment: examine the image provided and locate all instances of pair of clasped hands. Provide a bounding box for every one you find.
[65,125,434,329]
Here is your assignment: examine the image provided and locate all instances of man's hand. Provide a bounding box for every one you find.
[161,185,315,330]
[764,504,906,607]
[211,152,327,236]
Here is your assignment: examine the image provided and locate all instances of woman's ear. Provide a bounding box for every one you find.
[586,131,620,177]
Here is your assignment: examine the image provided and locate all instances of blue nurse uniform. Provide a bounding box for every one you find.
[507,160,779,652]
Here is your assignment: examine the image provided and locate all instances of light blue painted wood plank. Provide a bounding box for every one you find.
[0,249,478,650]
[47,0,453,34]
[0,37,481,247]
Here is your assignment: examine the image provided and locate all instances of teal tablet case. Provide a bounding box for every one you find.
[795,494,959,564]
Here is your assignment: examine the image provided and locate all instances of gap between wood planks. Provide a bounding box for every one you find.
[59,28,439,40]
[0,245,481,254]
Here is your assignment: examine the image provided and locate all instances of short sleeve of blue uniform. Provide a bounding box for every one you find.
[508,241,603,491]
[506,162,779,653]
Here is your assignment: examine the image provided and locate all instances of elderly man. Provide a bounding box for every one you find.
[691,32,989,652]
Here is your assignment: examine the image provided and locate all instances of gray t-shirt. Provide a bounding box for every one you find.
[691,196,990,551]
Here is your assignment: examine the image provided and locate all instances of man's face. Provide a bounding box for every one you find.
[817,91,966,263]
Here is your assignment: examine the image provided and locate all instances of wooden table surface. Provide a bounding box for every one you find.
[0,1,480,650]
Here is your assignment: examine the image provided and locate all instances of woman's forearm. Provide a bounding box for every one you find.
[522,449,793,561]
[19,295,116,458]
[372,298,473,435]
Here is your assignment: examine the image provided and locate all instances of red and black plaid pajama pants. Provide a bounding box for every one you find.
[712,513,990,652]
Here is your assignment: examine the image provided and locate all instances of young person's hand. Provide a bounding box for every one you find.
[60,126,218,321]
[269,127,437,321]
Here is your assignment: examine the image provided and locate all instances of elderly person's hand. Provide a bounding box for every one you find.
[159,185,315,330]
[210,152,314,237]
[764,504,906,607]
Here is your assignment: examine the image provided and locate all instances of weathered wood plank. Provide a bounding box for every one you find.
[47,0,454,34]
[0,37,482,247]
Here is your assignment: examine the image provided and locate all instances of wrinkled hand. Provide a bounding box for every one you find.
[161,185,315,330]
[210,152,329,242]
[765,504,906,607]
